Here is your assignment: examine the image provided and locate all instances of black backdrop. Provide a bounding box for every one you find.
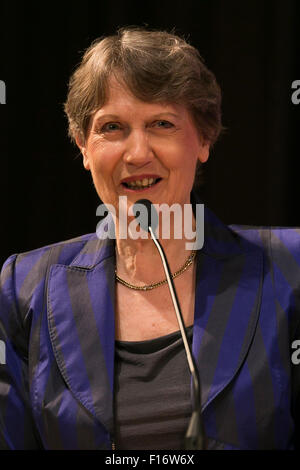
[0,0,299,266]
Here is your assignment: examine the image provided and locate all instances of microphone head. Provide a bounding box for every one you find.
[133,199,158,233]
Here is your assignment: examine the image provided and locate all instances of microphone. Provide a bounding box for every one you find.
[133,199,206,450]
[132,198,158,233]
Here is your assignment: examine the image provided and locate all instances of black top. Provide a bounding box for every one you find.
[114,326,193,450]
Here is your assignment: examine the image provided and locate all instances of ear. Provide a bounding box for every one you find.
[75,134,90,170]
[198,141,210,163]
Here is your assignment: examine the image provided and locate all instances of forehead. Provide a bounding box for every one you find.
[92,78,188,121]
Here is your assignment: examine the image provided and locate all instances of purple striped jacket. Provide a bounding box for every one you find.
[0,204,299,450]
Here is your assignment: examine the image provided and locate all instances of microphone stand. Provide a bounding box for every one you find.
[148,226,206,450]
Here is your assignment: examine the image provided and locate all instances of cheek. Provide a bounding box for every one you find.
[166,141,199,174]
[159,142,185,170]
[168,144,198,187]
[87,144,120,181]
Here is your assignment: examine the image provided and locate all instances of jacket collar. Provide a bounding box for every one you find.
[47,193,263,437]
[68,192,251,270]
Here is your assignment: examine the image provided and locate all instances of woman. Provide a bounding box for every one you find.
[0,27,299,450]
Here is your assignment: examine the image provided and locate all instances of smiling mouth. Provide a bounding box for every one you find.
[122,177,162,190]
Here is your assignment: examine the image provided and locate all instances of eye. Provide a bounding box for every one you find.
[100,122,122,133]
[154,120,174,129]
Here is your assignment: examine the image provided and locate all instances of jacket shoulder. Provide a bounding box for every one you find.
[1,232,97,275]
[229,224,300,274]
[230,224,300,334]
[229,224,300,254]
[0,233,97,347]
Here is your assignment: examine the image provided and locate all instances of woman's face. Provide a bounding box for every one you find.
[77,79,209,213]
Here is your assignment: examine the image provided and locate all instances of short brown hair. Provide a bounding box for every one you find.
[64,26,223,149]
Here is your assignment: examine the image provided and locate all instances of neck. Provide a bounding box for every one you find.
[115,214,196,285]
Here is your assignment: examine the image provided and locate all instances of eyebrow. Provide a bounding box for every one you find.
[93,112,181,126]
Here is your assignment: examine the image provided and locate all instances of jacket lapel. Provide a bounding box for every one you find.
[46,200,264,437]
[192,206,263,411]
[47,216,116,435]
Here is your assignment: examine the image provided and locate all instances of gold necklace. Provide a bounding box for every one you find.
[115,250,197,291]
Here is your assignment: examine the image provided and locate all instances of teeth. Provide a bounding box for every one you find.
[127,177,156,188]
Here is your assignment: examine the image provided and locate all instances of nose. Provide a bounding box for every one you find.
[123,128,154,166]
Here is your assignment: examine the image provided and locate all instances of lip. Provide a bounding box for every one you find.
[120,174,161,184]
[120,174,163,193]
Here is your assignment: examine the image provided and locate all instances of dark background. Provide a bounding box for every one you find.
[0,0,299,266]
